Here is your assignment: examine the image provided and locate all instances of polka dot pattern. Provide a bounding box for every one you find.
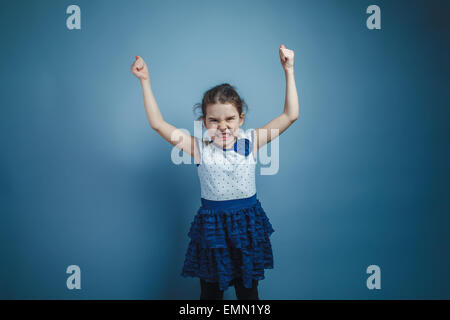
[196,128,257,201]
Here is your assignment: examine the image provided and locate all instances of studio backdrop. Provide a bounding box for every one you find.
[0,0,449,299]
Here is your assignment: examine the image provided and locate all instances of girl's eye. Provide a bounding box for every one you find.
[210,118,234,122]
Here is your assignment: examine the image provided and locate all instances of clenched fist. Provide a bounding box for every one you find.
[279,44,294,72]
[131,55,150,80]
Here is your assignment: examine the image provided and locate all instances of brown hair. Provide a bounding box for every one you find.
[193,83,248,121]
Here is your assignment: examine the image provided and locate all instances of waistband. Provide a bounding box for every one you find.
[200,193,258,209]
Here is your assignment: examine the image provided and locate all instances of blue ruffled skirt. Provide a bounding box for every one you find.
[181,193,275,291]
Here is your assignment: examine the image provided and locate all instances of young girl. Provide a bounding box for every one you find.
[131,44,299,300]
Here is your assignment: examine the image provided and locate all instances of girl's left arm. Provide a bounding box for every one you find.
[254,44,299,151]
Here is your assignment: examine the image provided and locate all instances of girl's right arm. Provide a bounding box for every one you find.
[131,56,200,163]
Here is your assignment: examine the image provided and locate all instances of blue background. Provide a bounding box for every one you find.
[0,0,449,299]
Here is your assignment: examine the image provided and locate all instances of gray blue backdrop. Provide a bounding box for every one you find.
[0,0,449,299]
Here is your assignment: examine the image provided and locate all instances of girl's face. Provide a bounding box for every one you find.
[203,103,244,149]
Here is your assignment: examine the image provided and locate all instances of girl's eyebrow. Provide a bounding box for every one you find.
[208,116,236,120]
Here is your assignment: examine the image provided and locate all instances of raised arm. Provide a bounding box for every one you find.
[131,56,200,163]
[254,45,299,152]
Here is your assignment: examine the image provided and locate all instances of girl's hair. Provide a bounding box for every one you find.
[193,83,248,121]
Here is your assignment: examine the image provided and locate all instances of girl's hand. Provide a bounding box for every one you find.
[131,55,150,81]
[279,44,294,72]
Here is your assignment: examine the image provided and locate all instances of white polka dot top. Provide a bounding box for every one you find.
[194,128,257,201]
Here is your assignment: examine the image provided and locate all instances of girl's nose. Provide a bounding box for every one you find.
[218,123,228,130]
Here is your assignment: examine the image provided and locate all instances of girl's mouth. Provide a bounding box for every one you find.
[217,132,232,141]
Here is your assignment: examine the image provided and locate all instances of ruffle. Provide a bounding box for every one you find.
[181,199,275,291]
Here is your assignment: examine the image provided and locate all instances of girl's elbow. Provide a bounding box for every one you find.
[289,114,299,123]
[150,119,165,132]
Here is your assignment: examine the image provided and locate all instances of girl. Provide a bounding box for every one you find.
[131,44,299,300]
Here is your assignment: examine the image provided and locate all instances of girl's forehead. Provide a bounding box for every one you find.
[206,103,239,117]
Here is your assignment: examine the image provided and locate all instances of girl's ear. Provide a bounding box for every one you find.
[239,113,245,126]
[202,116,207,128]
